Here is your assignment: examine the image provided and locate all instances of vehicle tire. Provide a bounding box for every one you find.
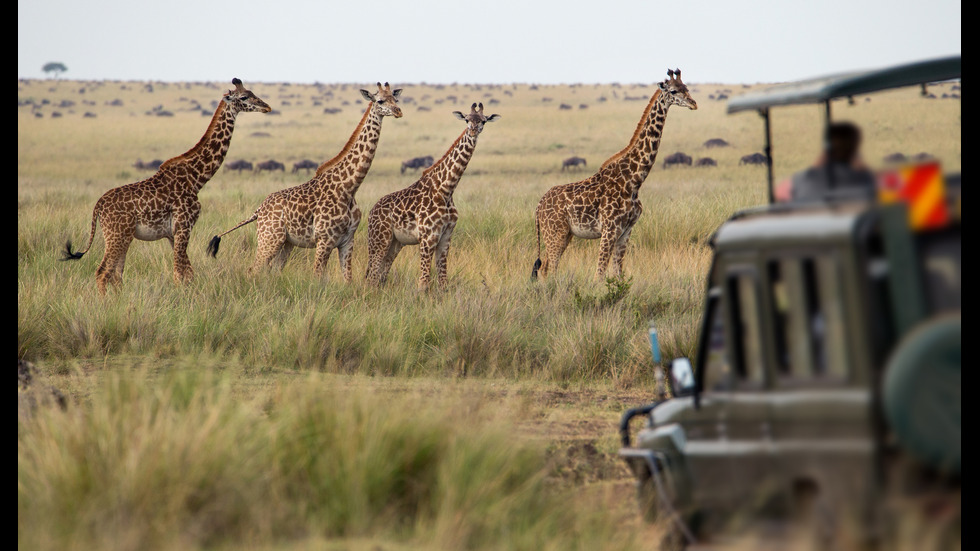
[637,474,691,549]
[882,313,960,473]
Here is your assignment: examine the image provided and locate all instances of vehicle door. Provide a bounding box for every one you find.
[765,252,875,513]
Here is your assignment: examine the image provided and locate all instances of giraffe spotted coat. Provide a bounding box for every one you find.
[532,69,697,281]
[366,103,500,290]
[62,79,272,295]
[207,82,403,281]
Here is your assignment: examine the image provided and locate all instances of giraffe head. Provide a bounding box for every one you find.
[222,78,273,113]
[360,82,404,118]
[658,68,697,110]
[452,103,501,137]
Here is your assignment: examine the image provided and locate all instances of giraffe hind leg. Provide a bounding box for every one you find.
[540,227,572,280]
[95,231,133,295]
[273,243,294,270]
[378,239,404,286]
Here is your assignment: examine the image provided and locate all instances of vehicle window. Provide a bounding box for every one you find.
[768,259,814,379]
[727,272,765,387]
[770,255,849,382]
[814,255,849,379]
[701,294,734,392]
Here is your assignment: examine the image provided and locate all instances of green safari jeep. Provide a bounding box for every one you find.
[618,56,960,549]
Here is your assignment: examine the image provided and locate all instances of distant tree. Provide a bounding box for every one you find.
[42,62,68,79]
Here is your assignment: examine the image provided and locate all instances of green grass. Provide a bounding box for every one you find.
[18,367,641,551]
[18,77,961,549]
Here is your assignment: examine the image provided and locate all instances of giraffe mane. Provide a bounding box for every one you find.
[315,102,373,176]
[599,88,663,171]
[159,100,229,169]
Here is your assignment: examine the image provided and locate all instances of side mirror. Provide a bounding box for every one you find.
[670,357,696,396]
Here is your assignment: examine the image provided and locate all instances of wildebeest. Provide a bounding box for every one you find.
[400,155,434,174]
[256,159,285,173]
[226,159,253,172]
[695,157,717,167]
[702,138,730,148]
[133,158,163,171]
[739,152,767,165]
[911,152,934,162]
[882,152,907,164]
[292,159,318,173]
[561,156,587,171]
[663,151,693,168]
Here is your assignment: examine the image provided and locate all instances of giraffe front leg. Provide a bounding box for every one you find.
[172,224,195,284]
[611,226,634,278]
[417,234,439,291]
[337,239,355,283]
[313,238,333,278]
[337,221,359,284]
[434,222,456,290]
[172,205,200,284]
[595,227,619,281]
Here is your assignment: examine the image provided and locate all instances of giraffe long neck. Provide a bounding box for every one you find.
[162,101,238,193]
[599,89,670,190]
[421,130,479,198]
[313,104,384,196]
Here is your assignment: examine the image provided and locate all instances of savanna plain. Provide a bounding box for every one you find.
[18,76,961,550]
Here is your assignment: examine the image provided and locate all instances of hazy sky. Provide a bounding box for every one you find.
[18,0,960,85]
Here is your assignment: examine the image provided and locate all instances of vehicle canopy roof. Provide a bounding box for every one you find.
[727,55,960,114]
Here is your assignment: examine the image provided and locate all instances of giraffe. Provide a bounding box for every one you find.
[531,69,696,281]
[206,82,402,282]
[61,78,272,295]
[365,103,500,290]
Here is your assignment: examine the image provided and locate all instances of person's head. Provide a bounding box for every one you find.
[825,122,862,163]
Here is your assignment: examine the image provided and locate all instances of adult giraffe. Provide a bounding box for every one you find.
[207,82,402,282]
[531,69,697,280]
[365,103,499,290]
[62,78,272,295]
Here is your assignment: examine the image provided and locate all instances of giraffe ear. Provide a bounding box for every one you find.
[658,81,667,91]
[393,88,403,98]
[452,111,466,120]
[360,89,374,102]
[486,114,501,122]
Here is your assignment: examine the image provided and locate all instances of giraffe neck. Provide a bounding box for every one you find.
[312,104,384,197]
[599,89,670,190]
[162,101,239,193]
[420,130,479,198]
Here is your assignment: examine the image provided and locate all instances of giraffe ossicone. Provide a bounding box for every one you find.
[207,82,402,282]
[62,78,272,295]
[531,68,696,281]
[365,103,500,290]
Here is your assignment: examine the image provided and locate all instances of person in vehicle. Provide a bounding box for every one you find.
[775,121,876,202]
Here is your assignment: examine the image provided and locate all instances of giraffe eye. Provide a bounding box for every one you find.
[670,90,677,95]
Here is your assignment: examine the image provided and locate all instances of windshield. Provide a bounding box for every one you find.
[756,83,961,188]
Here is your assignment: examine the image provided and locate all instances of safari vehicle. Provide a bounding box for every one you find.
[618,56,960,549]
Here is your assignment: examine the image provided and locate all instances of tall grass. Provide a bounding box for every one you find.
[18,368,641,551]
[18,78,961,384]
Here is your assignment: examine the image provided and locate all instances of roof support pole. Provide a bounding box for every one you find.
[824,100,835,189]
[760,108,774,204]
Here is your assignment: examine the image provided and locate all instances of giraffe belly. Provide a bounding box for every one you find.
[569,221,600,239]
[393,225,420,245]
[134,216,173,241]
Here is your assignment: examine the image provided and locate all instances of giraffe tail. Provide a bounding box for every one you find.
[207,213,258,259]
[531,214,542,281]
[61,207,99,261]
